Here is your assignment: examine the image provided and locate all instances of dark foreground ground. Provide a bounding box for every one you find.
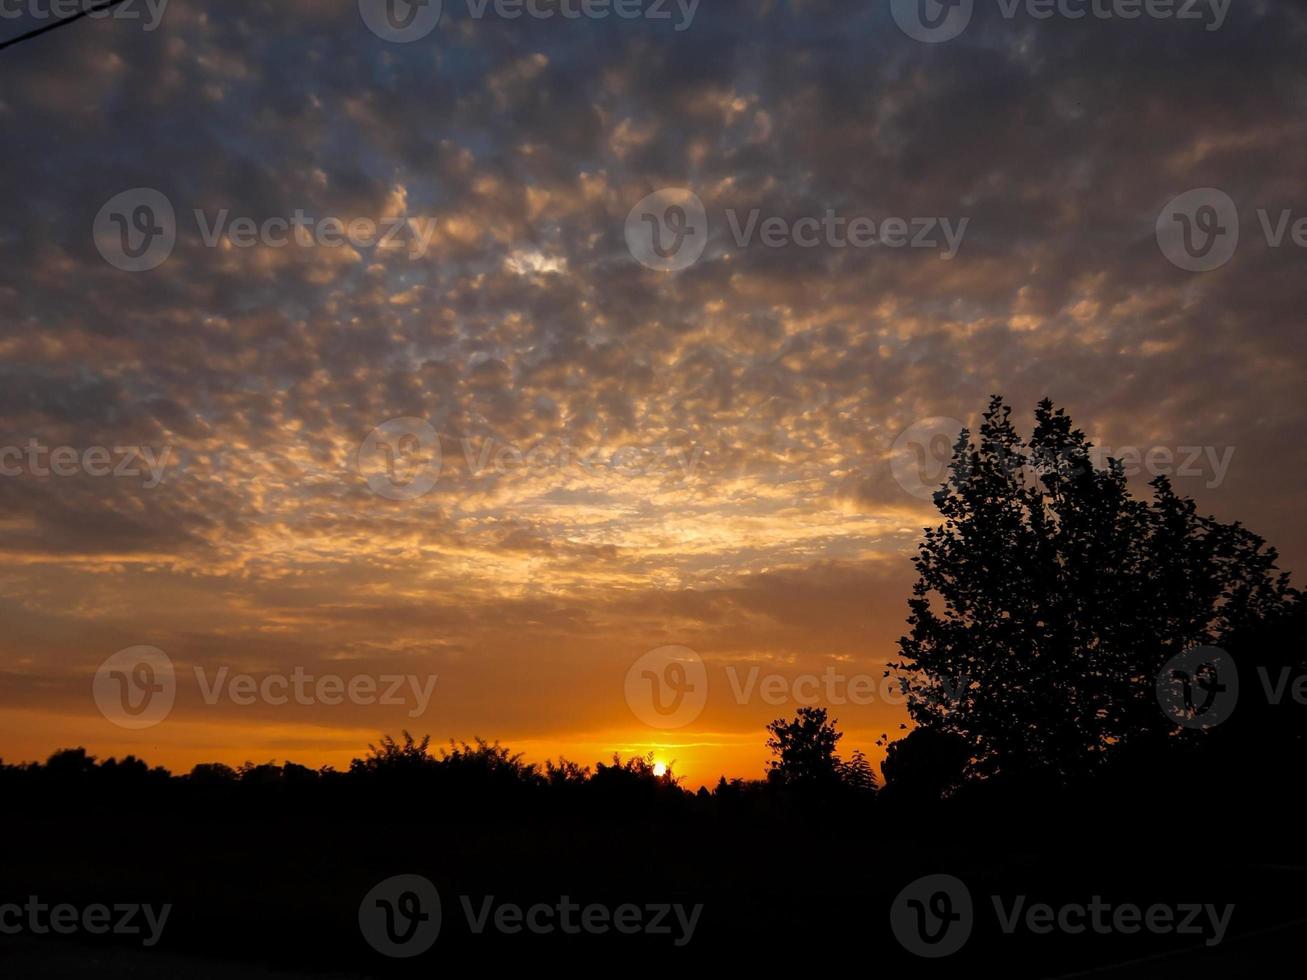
[2,793,1303,977]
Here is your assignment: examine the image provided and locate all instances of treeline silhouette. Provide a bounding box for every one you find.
[1,711,880,824]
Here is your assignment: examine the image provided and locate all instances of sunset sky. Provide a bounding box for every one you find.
[1,0,1304,788]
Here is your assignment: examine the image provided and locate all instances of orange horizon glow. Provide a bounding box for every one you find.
[0,706,895,791]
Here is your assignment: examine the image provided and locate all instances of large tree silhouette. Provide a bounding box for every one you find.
[892,397,1298,786]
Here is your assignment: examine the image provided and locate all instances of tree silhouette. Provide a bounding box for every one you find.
[879,727,969,801]
[892,396,1298,786]
[765,706,845,788]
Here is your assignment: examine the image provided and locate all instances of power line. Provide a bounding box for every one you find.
[0,0,132,54]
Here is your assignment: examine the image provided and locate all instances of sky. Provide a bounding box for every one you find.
[0,0,1304,788]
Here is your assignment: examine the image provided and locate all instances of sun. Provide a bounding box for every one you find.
[652,761,668,777]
